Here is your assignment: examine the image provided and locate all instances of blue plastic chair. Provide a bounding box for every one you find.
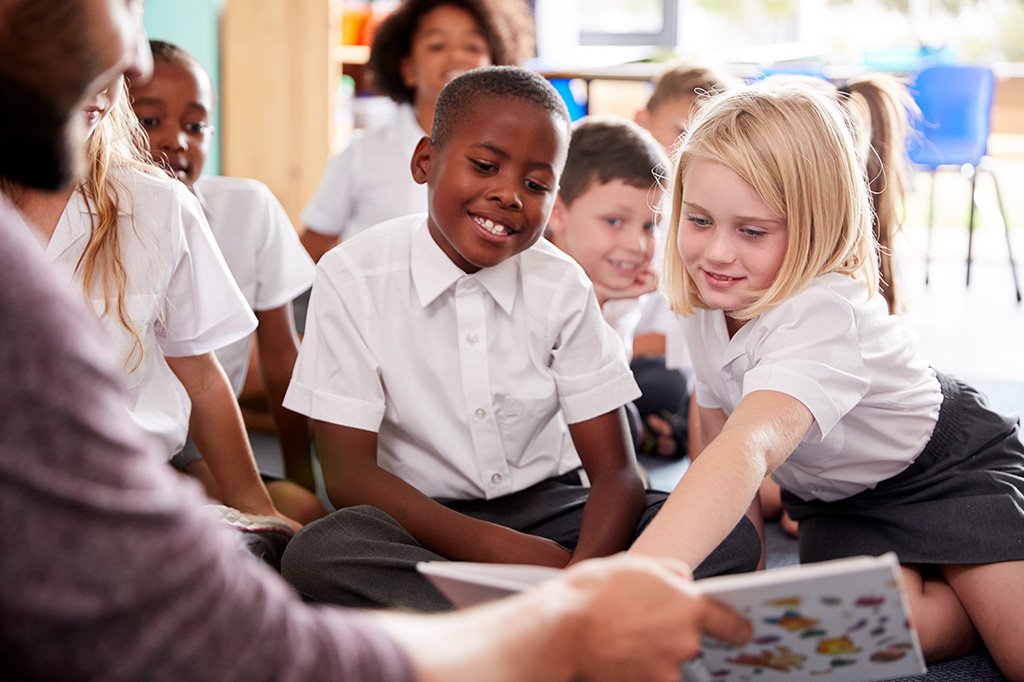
[907,65,1021,301]
[549,77,588,122]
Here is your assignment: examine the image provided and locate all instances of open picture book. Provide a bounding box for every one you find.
[417,552,926,682]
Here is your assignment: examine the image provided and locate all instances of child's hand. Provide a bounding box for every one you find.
[481,525,572,568]
[594,265,659,303]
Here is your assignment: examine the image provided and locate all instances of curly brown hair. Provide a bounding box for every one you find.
[367,0,534,104]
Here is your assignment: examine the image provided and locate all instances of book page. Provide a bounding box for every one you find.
[685,554,925,682]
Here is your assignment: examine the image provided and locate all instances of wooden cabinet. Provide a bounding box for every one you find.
[221,0,340,226]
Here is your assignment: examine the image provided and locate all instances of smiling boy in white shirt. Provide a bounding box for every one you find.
[281,67,760,611]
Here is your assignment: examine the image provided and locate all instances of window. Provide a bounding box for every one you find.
[578,0,678,47]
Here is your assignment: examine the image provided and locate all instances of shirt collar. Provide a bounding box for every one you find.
[410,219,518,314]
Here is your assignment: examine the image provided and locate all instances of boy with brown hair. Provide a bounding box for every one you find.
[546,116,689,459]
[635,60,738,151]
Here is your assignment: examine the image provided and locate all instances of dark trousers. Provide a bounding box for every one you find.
[281,471,760,612]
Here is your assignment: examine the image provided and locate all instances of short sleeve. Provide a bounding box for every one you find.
[157,188,256,358]
[548,269,641,423]
[742,292,870,440]
[283,253,386,431]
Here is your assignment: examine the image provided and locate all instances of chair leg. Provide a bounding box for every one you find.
[925,171,936,286]
[966,164,978,287]
[981,161,1023,303]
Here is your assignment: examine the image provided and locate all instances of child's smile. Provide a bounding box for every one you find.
[413,97,568,273]
[400,4,492,109]
[549,178,659,294]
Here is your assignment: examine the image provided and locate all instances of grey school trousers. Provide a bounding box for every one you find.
[281,471,760,612]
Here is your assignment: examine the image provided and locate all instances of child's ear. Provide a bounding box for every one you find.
[410,136,434,185]
[547,195,568,239]
[635,108,650,129]
[399,55,416,89]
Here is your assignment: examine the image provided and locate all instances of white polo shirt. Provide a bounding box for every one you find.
[45,168,257,457]
[285,214,640,501]
[194,176,315,394]
[300,103,428,240]
[683,273,941,502]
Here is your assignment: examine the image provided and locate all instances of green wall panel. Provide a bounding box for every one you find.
[143,0,224,175]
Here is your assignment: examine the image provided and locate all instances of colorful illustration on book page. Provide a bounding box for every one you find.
[685,560,925,682]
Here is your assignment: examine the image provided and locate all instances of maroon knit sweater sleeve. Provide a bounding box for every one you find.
[0,199,416,682]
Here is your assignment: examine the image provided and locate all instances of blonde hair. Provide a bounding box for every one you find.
[662,77,878,322]
[76,78,165,370]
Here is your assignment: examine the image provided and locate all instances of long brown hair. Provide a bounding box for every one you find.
[842,73,916,314]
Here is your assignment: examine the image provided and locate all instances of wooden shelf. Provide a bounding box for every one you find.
[221,0,339,227]
[332,44,370,65]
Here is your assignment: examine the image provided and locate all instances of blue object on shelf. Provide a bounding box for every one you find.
[907,64,1021,301]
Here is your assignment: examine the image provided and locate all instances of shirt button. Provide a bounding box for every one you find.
[466,332,478,344]
[490,473,502,485]
[474,408,487,420]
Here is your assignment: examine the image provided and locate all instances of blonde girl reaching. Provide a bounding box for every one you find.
[4,77,302,532]
[630,78,1024,680]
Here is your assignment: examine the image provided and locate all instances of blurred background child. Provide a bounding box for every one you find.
[546,116,688,460]
[128,42,325,522]
[635,60,740,153]
[2,76,304,532]
[837,72,916,314]
[299,0,534,263]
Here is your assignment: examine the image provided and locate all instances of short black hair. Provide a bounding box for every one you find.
[137,40,215,105]
[368,0,534,105]
[148,39,200,68]
[558,116,668,206]
[432,66,570,150]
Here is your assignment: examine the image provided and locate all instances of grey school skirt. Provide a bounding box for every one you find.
[782,371,1024,566]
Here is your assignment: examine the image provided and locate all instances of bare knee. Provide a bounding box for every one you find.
[266,479,327,525]
[902,565,982,662]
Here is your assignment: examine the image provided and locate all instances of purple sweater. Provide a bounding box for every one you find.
[0,197,416,682]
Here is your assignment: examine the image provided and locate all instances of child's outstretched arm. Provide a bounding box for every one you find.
[167,352,300,531]
[630,390,813,567]
[253,303,314,490]
[316,420,573,567]
[567,406,647,565]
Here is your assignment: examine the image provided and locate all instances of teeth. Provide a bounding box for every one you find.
[610,260,640,271]
[474,215,508,236]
